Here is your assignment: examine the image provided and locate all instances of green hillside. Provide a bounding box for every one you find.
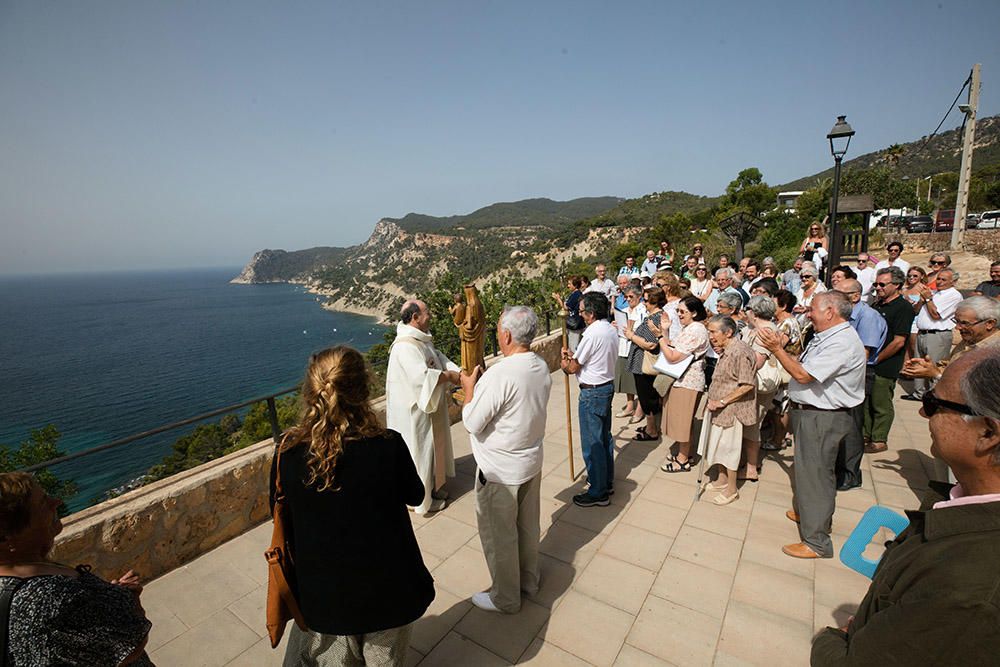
[781,114,1000,191]
[388,196,622,233]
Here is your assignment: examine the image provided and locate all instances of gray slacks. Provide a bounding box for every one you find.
[913,330,953,398]
[791,408,854,557]
[283,622,412,667]
[475,471,541,613]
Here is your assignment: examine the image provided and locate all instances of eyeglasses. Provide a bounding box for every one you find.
[930,260,946,266]
[951,316,990,327]
[874,281,893,288]
[922,390,979,417]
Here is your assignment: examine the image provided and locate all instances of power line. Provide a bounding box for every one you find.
[920,70,973,149]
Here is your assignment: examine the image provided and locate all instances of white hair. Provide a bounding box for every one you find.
[715,267,734,279]
[961,350,1000,466]
[500,306,538,346]
[747,294,776,320]
[957,296,1000,323]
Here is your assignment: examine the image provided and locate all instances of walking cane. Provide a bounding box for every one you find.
[560,308,577,480]
[693,409,711,502]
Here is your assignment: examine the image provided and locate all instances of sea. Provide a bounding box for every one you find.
[0,267,387,511]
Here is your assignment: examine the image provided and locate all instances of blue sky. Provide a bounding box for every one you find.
[2,0,999,273]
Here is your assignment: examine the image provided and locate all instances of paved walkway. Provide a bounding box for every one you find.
[142,372,934,666]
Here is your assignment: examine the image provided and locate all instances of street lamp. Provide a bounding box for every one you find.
[826,115,855,285]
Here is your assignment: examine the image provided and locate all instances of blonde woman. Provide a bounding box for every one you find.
[800,221,829,276]
[276,346,434,666]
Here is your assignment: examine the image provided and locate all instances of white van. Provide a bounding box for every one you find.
[978,211,1000,230]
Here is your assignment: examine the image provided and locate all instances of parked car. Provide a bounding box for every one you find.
[966,213,982,229]
[907,215,934,233]
[979,211,1000,230]
[935,209,955,232]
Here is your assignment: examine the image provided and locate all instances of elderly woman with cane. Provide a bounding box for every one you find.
[696,315,758,505]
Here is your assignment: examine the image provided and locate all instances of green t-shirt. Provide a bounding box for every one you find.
[873,296,915,378]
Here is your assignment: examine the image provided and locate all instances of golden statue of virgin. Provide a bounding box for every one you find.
[449,284,486,374]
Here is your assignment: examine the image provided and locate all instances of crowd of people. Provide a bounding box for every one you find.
[4,230,1000,665]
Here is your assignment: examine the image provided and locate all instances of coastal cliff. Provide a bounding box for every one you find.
[230,246,349,284]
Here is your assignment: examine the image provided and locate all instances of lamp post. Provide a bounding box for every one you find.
[826,115,855,286]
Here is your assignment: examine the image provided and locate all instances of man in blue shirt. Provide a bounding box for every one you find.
[835,279,888,490]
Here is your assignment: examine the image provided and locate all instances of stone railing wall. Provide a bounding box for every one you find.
[52,331,566,580]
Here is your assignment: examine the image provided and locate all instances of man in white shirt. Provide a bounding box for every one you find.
[855,252,876,299]
[874,241,910,276]
[907,268,963,400]
[586,263,615,302]
[759,291,866,559]
[640,250,659,277]
[560,292,619,507]
[461,306,552,614]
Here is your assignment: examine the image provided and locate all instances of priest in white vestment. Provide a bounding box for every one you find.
[386,300,461,513]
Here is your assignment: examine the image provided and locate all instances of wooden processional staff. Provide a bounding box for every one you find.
[559,308,577,480]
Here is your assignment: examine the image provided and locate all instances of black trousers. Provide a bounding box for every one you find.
[836,367,874,488]
[633,373,662,416]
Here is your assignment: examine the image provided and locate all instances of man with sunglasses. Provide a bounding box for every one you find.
[874,241,910,275]
[906,268,962,401]
[855,252,876,299]
[812,348,1000,665]
[903,296,1000,383]
[864,267,915,455]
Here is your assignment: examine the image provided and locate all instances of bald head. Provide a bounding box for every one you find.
[400,299,431,332]
[834,279,863,304]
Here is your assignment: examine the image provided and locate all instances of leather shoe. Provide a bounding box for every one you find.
[786,509,800,523]
[782,542,822,559]
[838,481,863,491]
[864,442,888,454]
[900,394,921,401]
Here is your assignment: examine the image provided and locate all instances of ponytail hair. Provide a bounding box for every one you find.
[281,346,385,491]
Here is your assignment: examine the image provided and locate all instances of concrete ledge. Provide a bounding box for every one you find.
[52,331,565,580]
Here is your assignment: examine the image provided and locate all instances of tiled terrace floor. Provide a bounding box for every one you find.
[143,371,936,666]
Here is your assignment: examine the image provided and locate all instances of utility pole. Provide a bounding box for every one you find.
[952,63,981,250]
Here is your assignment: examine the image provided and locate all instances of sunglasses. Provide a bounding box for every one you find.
[874,281,893,288]
[922,390,978,417]
[930,260,946,266]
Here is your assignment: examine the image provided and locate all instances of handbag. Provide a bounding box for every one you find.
[265,445,308,648]
[653,350,693,379]
[639,313,665,375]
[757,356,782,394]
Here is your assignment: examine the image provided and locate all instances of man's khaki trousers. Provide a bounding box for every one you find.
[475,472,541,613]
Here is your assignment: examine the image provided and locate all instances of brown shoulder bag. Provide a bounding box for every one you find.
[265,445,308,647]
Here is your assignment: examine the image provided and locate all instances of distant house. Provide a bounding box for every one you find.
[776,191,804,211]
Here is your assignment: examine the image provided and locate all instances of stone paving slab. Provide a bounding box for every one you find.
[144,371,933,665]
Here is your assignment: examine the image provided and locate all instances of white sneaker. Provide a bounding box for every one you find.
[471,592,502,613]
